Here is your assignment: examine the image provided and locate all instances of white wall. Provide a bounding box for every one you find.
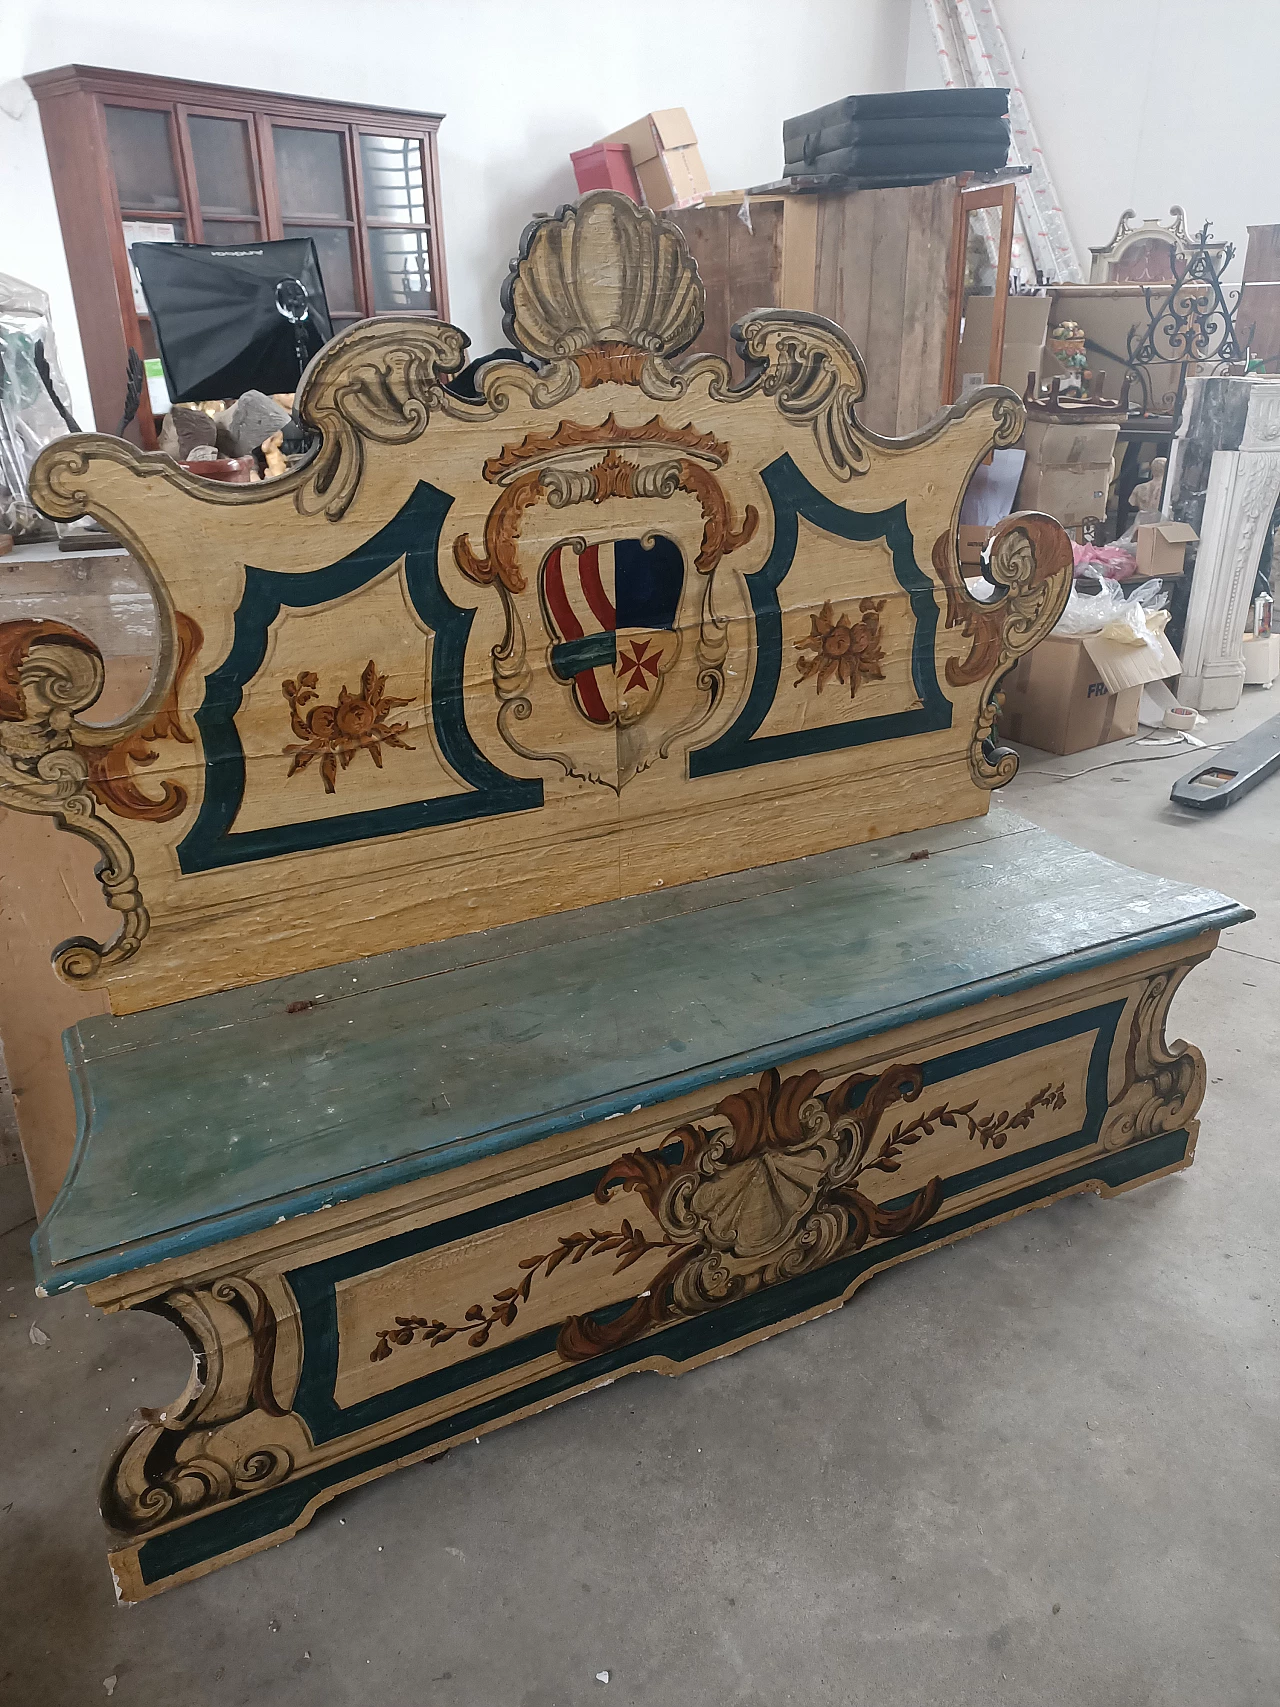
[1,0,912,428]
[906,0,1280,284]
[7,0,1275,429]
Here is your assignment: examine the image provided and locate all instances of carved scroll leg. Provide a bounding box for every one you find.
[1100,963,1208,1150]
[101,1277,305,1598]
[47,792,148,982]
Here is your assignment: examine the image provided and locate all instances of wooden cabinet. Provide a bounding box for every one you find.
[670,181,960,437]
[27,65,448,447]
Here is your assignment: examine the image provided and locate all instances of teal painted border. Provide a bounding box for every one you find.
[286,998,1123,1445]
[176,480,542,875]
[689,453,951,778]
[134,1122,1189,1588]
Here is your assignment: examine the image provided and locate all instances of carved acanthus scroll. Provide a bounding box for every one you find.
[735,311,872,481]
[371,1063,1069,1369]
[296,318,472,521]
[0,599,205,981]
[1100,965,1206,1149]
[102,1276,300,1539]
[932,509,1074,788]
[83,610,203,823]
[0,625,149,981]
[452,415,759,592]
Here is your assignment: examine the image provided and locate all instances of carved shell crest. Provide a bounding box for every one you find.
[501,190,705,360]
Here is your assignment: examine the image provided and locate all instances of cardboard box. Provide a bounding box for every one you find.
[570,142,642,201]
[958,524,994,567]
[1015,419,1119,529]
[1135,520,1197,576]
[1001,635,1141,754]
[1019,419,1120,469]
[957,295,1051,392]
[1081,620,1181,694]
[601,109,710,210]
[1015,466,1113,530]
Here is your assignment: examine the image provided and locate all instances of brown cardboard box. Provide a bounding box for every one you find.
[1015,466,1114,530]
[958,524,994,567]
[1135,520,1196,576]
[1081,619,1181,695]
[1015,419,1119,530]
[957,295,1051,393]
[1001,634,1141,755]
[601,108,710,210]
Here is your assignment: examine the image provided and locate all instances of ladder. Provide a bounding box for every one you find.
[924,0,1083,284]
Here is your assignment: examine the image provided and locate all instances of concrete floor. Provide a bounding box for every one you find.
[2,693,1277,1707]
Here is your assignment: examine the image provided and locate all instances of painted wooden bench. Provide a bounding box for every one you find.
[3,192,1248,1599]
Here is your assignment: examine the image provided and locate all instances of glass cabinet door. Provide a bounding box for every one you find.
[359,134,435,313]
[186,114,260,244]
[105,105,183,213]
[99,94,445,355]
[271,125,360,320]
[105,105,187,335]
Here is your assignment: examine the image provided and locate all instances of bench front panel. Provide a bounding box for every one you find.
[92,938,1206,1599]
[18,195,1070,1013]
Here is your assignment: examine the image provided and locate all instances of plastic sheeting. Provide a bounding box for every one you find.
[0,271,77,541]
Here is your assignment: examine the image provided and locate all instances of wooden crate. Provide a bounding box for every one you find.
[1240,224,1280,376]
[670,180,960,435]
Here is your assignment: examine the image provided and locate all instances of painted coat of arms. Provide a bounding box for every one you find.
[452,407,760,791]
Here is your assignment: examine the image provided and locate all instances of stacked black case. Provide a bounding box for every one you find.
[783,88,1011,186]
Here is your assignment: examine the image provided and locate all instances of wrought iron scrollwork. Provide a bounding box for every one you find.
[1125,222,1249,422]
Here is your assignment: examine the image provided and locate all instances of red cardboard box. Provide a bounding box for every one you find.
[570,142,642,201]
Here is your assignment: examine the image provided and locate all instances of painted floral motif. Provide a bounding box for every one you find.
[282,660,414,794]
[794,597,886,697]
[370,1068,1067,1367]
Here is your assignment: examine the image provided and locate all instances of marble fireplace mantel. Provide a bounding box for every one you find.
[1169,376,1280,711]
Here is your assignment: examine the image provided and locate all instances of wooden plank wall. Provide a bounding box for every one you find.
[672,199,788,384]
[813,179,957,437]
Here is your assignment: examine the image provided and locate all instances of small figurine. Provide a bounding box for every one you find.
[1048,320,1088,390]
[1129,456,1168,514]
[261,429,288,479]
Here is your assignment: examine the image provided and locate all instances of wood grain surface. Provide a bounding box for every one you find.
[37,811,1247,1294]
[9,191,1070,1022]
[81,912,1220,1601]
[4,192,1246,1609]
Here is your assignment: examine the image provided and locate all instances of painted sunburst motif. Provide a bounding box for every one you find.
[794,597,887,697]
[282,660,415,793]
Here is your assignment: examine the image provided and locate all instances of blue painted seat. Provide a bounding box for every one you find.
[35,809,1247,1295]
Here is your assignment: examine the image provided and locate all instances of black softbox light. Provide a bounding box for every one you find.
[131,238,334,403]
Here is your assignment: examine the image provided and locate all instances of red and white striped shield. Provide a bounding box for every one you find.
[541,535,684,726]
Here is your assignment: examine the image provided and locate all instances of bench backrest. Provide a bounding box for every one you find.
[7,191,1071,1015]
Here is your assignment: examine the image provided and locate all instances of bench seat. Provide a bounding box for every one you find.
[37,809,1244,1291]
[33,809,1247,1598]
[8,190,1248,1603]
